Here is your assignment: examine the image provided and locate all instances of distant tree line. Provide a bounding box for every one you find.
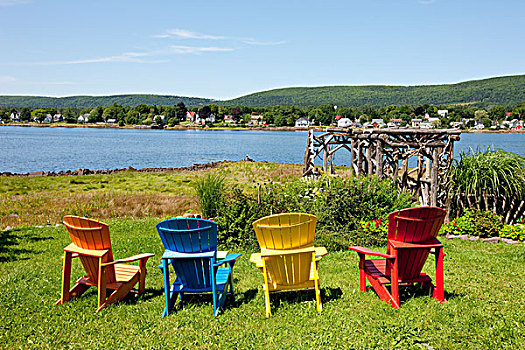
[1,101,525,128]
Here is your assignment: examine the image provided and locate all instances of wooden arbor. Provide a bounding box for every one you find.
[303,128,461,207]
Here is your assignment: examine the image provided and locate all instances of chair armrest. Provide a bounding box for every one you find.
[314,247,328,261]
[388,238,443,250]
[63,243,109,258]
[249,253,263,268]
[348,246,394,259]
[214,253,242,267]
[101,253,155,267]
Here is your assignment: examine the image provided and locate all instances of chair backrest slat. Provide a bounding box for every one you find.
[156,218,217,290]
[253,213,316,250]
[387,207,446,281]
[63,216,116,283]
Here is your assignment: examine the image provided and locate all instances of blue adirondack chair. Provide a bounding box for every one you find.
[156,218,242,317]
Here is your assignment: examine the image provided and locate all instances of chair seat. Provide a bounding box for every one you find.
[115,264,140,282]
[365,259,432,285]
[171,266,231,293]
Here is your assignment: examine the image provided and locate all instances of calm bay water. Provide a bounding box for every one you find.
[1,126,524,173]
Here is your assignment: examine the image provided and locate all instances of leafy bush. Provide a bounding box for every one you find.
[440,209,503,238]
[192,173,226,219]
[499,224,525,241]
[215,175,414,250]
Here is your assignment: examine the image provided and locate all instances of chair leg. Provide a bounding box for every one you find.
[57,251,72,305]
[313,254,322,313]
[161,259,171,318]
[97,263,107,311]
[262,262,272,317]
[358,253,367,292]
[433,247,446,302]
[138,258,147,294]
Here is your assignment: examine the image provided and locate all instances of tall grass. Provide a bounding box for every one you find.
[192,173,226,218]
[448,148,525,223]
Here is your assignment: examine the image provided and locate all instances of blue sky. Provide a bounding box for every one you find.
[0,0,523,99]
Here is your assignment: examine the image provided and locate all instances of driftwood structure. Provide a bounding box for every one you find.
[303,128,461,208]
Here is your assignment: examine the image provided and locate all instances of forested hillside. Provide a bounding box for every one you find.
[0,94,215,108]
[1,75,523,108]
[226,75,525,107]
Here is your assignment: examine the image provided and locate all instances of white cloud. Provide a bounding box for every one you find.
[0,76,16,82]
[160,29,225,40]
[169,45,234,54]
[0,0,30,6]
[31,51,168,65]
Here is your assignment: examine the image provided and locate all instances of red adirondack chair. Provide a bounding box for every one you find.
[56,216,154,311]
[349,206,446,308]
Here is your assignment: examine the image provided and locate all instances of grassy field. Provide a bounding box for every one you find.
[1,162,524,349]
[0,161,302,229]
[1,218,524,349]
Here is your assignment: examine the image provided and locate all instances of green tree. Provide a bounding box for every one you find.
[20,107,31,122]
[62,107,76,123]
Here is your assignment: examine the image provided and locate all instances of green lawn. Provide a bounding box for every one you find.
[1,218,523,349]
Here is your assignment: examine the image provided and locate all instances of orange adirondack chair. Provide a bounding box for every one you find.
[250,213,328,317]
[349,206,446,309]
[56,216,154,311]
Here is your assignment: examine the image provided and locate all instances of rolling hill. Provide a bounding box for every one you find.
[1,75,524,108]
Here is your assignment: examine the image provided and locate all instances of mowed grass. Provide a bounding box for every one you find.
[0,161,302,229]
[1,218,524,349]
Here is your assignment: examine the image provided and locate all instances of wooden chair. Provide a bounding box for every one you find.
[250,213,328,317]
[156,218,242,317]
[349,206,446,308]
[56,216,154,311]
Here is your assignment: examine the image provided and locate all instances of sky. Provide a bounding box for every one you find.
[0,0,523,100]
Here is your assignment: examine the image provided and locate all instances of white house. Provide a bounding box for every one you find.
[337,117,352,128]
[78,113,90,123]
[420,122,432,129]
[371,118,386,128]
[106,119,117,125]
[450,121,463,128]
[42,114,53,123]
[53,113,63,122]
[474,120,485,129]
[223,115,236,123]
[185,111,196,122]
[411,118,422,128]
[9,112,20,122]
[438,110,449,118]
[153,115,166,124]
[195,113,215,124]
[295,117,310,127]
[248,115,264,125]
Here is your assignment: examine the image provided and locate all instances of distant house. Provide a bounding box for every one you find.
[43,114,53,123]
[78,113,90,123]
[450,121,463,128]
[295,117,310,127]
[53,113,63,122]
[420,122,432,129]
[248,115,264,125]
[411,118,422,128]
[337,117,352,128]
[474,120,485,130]
[388,118,403,127]
[153,115,166,125]
[9,112,20,122]
[106,119,117,125]
[438,110,449,118]
[185,111,196,122]
[427,117,440,126]
[223,115,236,124]
[195,113,215,124]
[371,118,385,128]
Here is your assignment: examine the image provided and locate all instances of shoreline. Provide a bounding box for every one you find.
[0,160,241,177]
[1,122,524,134]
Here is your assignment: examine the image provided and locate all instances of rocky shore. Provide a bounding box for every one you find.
[0,160,235,177]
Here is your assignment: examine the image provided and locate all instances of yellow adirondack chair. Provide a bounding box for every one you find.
[56,216,154,311]
[250,213,328,317]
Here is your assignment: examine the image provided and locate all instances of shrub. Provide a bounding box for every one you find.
[440,209,503,238]
[448,148,525,224]
[499,224,525,241]
[215,175,414,250]
[192,173,225,219]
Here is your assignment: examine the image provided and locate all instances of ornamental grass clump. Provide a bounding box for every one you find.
[448,148,525,224]
[192,173,226,219]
